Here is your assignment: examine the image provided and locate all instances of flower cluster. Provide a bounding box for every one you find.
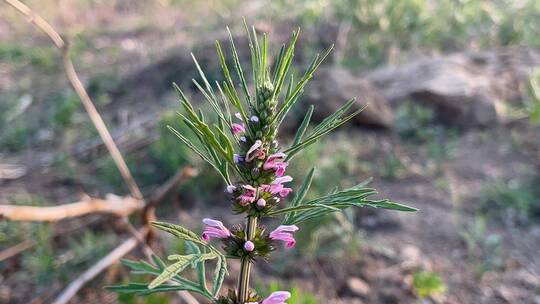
[203,69,298,301]
[111,22,416,304]
[203,219,298,260]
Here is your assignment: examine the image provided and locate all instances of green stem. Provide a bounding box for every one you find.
[237,216,258,302]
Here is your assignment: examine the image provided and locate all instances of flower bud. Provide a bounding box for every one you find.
[251,167,260,179]
[257,198,266,207]
[244,240,255,252]
[226,185,237,193]
[257,80,274,104]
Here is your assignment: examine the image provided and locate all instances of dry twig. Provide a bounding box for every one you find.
[0,195,143,222]
[51,166,197,304]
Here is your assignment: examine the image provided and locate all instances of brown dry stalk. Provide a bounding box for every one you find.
[0,194,144,221]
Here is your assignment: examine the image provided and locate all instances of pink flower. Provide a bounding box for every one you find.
[273,176,293,185]
[261,291,291,304]
[202,218,230,241]
[239,185,257,206]
[244,240,255,252]
[260,176,293,197]
[246,140,265,162]
[269,225,298,248]
[232,123,245,135]
[278,187,292,197]
[263,153,289,177]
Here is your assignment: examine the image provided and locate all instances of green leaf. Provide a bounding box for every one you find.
[149,253,216,289]
[269,203,341,217]
[151,222,208,248]
[271,183,416,224]
[226,27,252,105]
[273,44,333,126]
[290,105,313,151]
[272,45,285,85]
[283,168,314,224]
[285,99,365,159]
[272,29,300,100]
[212,255,228,296]
[167,125,230,184]
[121,257,167,275]
[360,199,418,212]
[106,283,200,295]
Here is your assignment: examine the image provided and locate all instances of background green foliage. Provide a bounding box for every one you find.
[267,0,540,68]
[412,270,447,299]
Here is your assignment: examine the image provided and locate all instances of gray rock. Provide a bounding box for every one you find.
[365,48,540,127]
[306,67,394,128]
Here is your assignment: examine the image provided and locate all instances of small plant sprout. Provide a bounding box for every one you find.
[108,22,417,303]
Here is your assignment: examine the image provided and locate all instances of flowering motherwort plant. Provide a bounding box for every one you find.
[109,22,416,303]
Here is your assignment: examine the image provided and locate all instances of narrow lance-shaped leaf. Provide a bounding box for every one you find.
[272,44,285,85]
[290,105,313,152]
[191,79,229,127]
[168,125,230,184]
[242,18,258,89]
[283,167,315,224]
[273,44,333,126]
[185,242,208,293]
[106,283,203,296]
[286,99,366,158]
[226,27,252,105]
[272,29,300,101]
[151,222,209,249]
[271,183,417,224]
[212,255,228,296]
[148,253,216,289]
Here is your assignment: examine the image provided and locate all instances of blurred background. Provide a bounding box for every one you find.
[1,0,539,303]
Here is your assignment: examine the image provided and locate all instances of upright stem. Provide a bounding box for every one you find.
[237,216,258,302]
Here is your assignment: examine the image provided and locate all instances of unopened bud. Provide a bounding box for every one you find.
[226,185,237,193]
[251,167,260,178]
[257,198,266,207]
[244,241,255,252]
